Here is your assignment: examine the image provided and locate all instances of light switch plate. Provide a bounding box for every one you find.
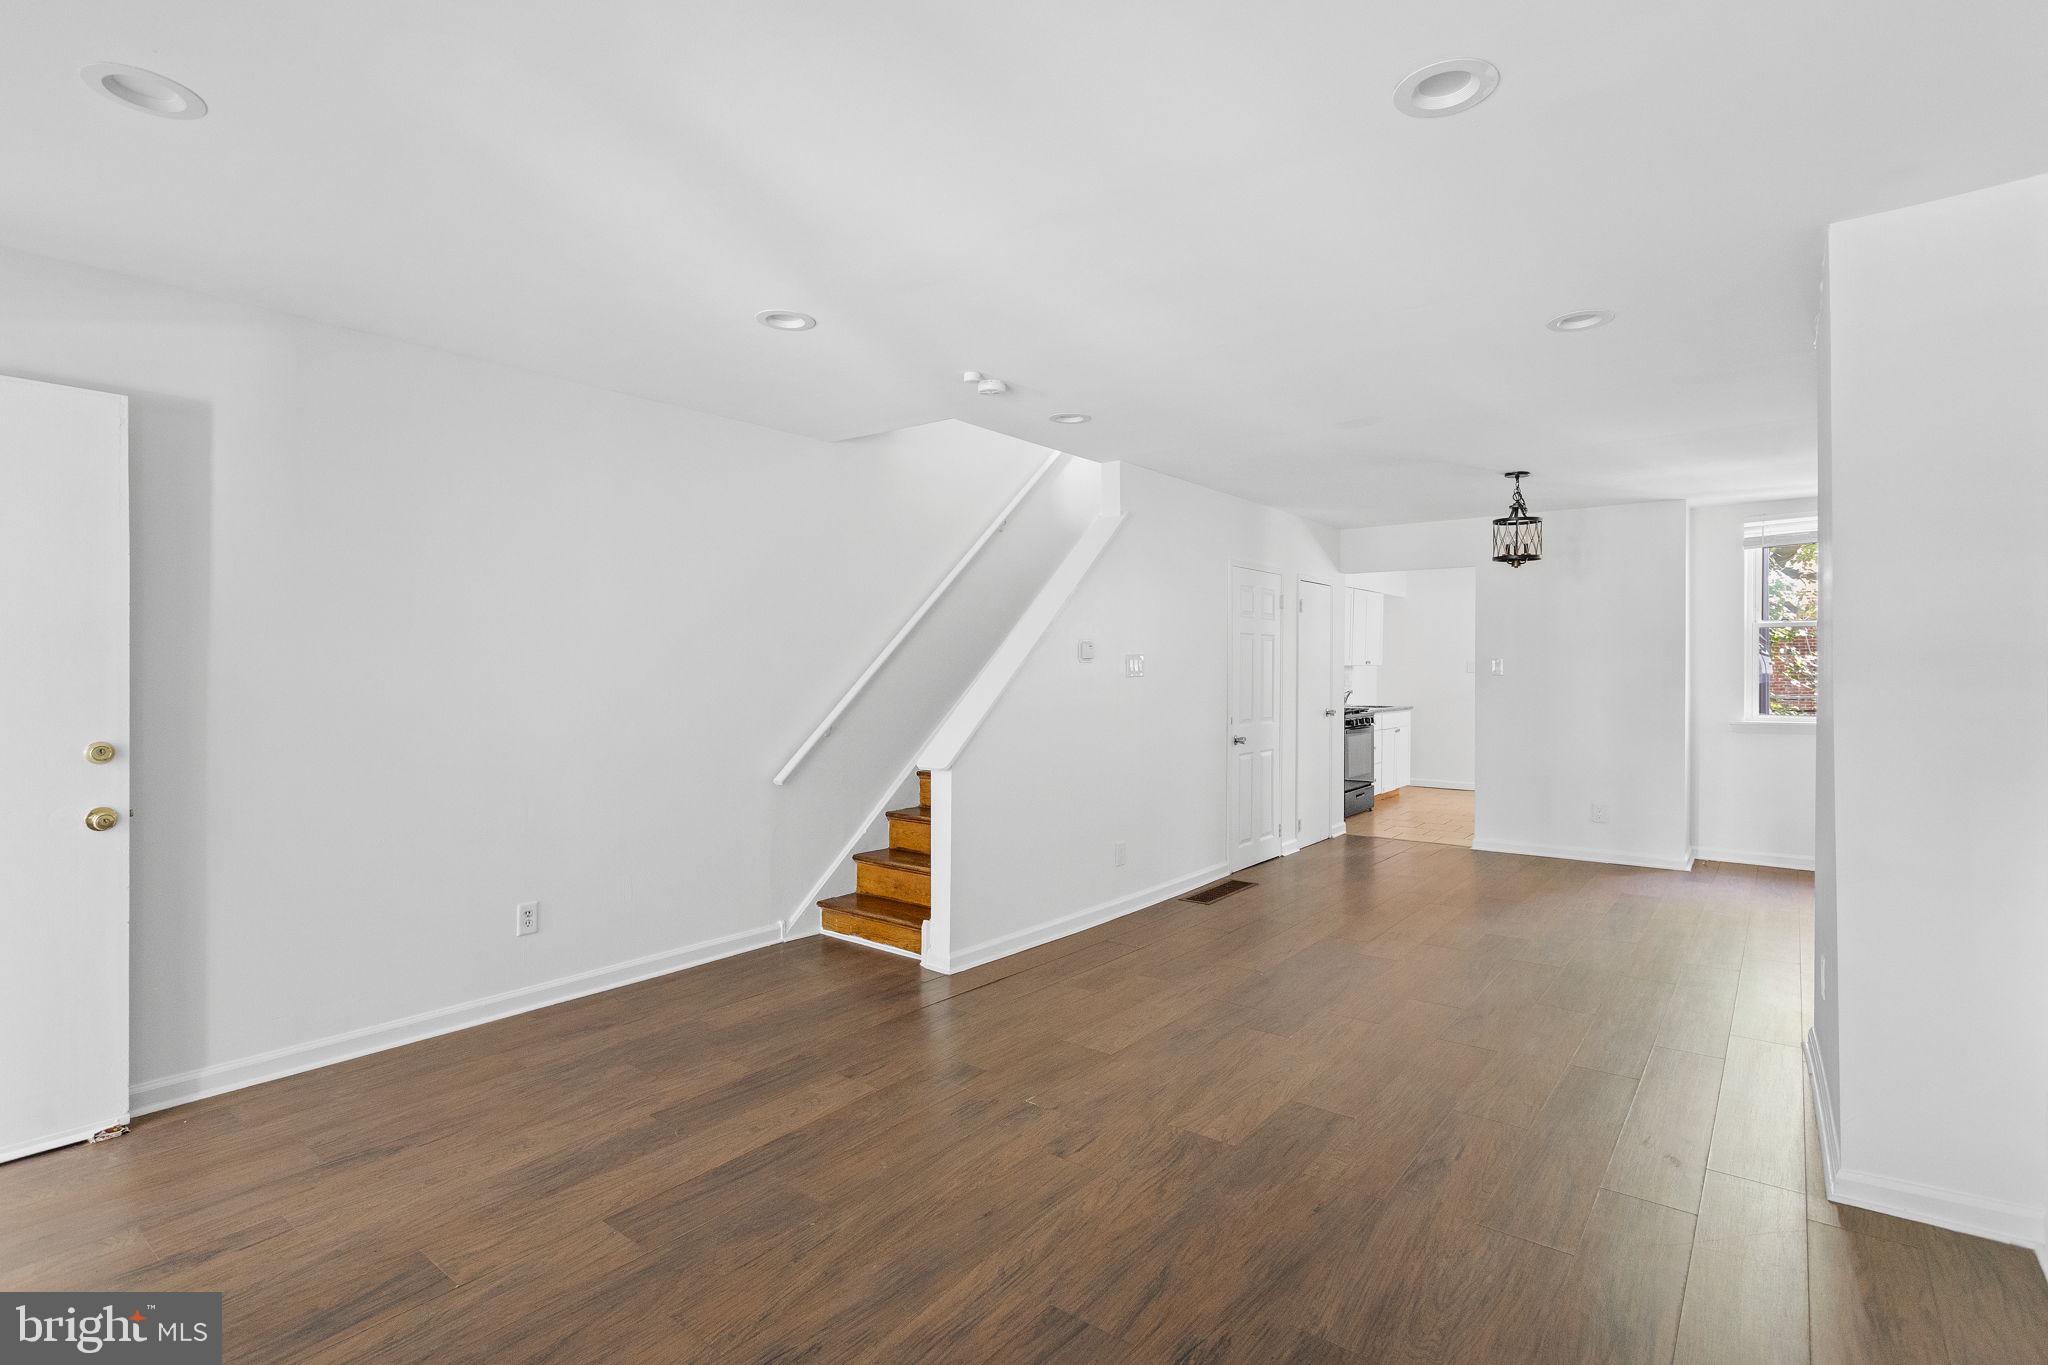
[1125,654,1145,678]
[1489,659,1506,675]
[1077,640,1095,661]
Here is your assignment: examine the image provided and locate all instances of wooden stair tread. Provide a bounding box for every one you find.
[852,846,930,874]
[818,892,931,927]
[886,805,931,825]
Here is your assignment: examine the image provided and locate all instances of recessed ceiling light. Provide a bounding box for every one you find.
[1049,413,1091,424]
[754,310,816,331]
[1393,59,1499,118]
[1547,310,1615,332]
[81,62,207,120]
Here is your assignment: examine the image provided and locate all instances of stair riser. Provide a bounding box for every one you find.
[857,860,931,906]
[918,771,931,808]
[823,908,922,954]
[889,815,930,854]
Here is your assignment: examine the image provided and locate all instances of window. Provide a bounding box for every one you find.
[1744,516,1819,719]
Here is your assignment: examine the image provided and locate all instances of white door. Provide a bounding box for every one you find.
[1,375,130,1163]
[1294,579,1336,847]
[1228,565,1283,869]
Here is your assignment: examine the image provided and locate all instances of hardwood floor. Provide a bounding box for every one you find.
[5,836,2044,1363]
[1344,785,1474,845]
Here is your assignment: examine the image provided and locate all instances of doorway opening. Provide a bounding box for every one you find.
[1339,568,1476,848]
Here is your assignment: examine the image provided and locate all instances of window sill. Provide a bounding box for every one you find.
[1729,717,1816,733]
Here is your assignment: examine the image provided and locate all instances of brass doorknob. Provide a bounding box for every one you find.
[86,742,117,764]
[85,807,119,832]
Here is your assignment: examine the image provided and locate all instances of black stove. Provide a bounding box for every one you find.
[1343,710,1374,813]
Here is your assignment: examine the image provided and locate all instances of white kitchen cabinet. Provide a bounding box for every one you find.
[1346,588,1385,666]
[1376,710,1411,794]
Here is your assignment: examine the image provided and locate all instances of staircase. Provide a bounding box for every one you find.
[818,770,932,955]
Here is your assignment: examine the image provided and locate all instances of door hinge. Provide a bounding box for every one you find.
[1296,817,1302,833]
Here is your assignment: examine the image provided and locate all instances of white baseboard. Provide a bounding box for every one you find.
[129,923,782,1117]
[1804,1028,1843,1190]
[1695,846,1815,871]
[1,1121,129,1167]
[1806,1028,2048,1257]
[1410,779,1475,791]
[1469,838,1694,872]
[819,925,921,961]
[937,861,1230,975]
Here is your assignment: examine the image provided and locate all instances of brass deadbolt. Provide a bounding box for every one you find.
[85,807,120,832]
[86,742,117,764]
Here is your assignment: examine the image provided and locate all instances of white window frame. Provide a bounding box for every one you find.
[1738,515,1819,727]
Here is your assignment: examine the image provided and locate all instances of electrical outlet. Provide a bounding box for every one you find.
[1589,803,1609,824]
[1113,840,1127,867]
[1489,658,1506,676]
[515,900,539,936]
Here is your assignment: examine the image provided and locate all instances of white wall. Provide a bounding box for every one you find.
[943,463,1342,968]
[1690,500,1817,869]
[0,246,1079,1106]
[1817,173,2048,1249]
[1360,569,1476,788]
[1342,503,1693,868]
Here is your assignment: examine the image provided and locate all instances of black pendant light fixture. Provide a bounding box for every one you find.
[1492,471,1543,567]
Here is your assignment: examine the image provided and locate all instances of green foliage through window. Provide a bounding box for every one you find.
[1757,540,1818,716]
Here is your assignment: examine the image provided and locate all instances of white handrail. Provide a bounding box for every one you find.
[772,449,1065,786]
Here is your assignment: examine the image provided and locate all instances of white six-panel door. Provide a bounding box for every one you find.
[0,375,130,1163]
[1294,578,1336,847]
[1228,565,1284,870]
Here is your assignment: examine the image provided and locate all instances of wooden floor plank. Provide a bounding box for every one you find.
[1676,1171,1811,1365]
[1657,964,1741,1059]
[1535,1187,1698,1364]
[1479,1064,1639,1253]
[1919,1225,2048,1365]
[3,838,2013,1365]
[1707,1035,1807,1193]
[1808,1221,1950,1365]
[1570,971,1677,1078]
[1604,1045,1726,1214]
[1730,955,1804,1047]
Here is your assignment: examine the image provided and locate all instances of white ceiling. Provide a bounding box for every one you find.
[6,2,2047,526]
